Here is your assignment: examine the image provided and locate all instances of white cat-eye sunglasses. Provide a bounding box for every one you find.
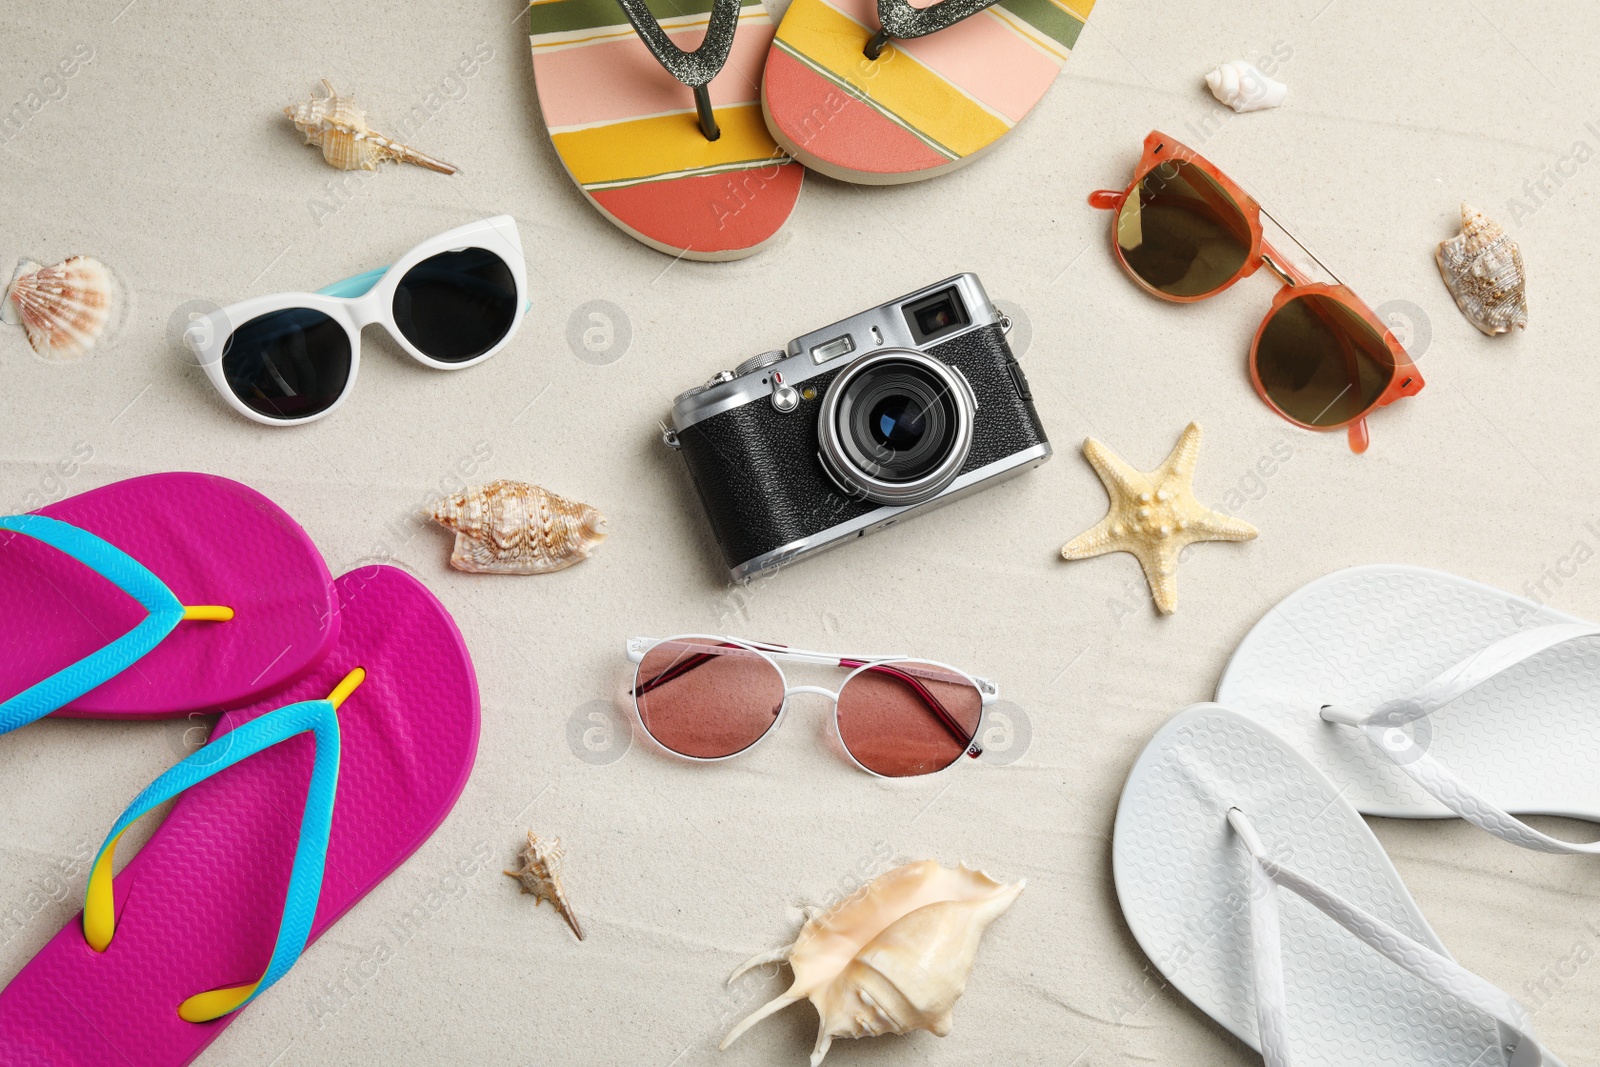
[186,216,527,426]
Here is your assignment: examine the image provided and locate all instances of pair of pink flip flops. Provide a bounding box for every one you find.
[0,473,480,1066]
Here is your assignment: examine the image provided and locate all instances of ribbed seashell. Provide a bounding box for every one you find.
[1,256,117,361]
[1204,60,1287,112]
[427,480,607,575]
[721,861,1024,1066]
[1436,203,1527,335]
[283,79,457,174]
[504,831,584,940]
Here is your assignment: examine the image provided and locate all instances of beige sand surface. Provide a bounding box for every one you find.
[2,1,1597,1063]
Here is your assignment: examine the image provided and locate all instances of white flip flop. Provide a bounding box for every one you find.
[1217,564,1600,856]
[1114,703,1562,1067]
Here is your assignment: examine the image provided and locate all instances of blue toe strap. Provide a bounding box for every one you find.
[0,515,191,735]
[0,514,233,735]
[83,669,362,1021]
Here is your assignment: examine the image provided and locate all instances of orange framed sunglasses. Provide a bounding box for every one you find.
[1089,130,1423,454]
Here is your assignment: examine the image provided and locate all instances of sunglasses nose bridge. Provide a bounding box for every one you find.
[782,684,841,703]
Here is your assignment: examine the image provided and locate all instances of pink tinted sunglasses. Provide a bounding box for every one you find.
[626,636,996,778]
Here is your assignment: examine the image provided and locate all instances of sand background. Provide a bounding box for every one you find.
[2,0,1598,1063]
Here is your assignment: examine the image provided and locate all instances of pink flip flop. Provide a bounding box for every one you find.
[0,566,479,1066]
[0,472,338,727]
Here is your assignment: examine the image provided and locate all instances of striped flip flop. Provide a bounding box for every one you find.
[763,0,1095,184]
[528,0,804,260]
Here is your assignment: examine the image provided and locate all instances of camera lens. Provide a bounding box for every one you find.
[818,351,975,506]
[871,395,926,450]
[842,366,951,481]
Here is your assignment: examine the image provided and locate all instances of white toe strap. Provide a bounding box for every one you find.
[1228,808,1546,1067]
[1321,622,1600,855]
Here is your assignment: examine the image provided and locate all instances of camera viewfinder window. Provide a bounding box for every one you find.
[903,288,970,345]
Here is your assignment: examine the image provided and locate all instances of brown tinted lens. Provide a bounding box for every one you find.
[1115,160,1253,298]
[1255,294,1395,427]
[634,640,784,759]
[836,661,982,777]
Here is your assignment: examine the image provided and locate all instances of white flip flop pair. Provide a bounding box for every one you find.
[1116,564,1600,1066]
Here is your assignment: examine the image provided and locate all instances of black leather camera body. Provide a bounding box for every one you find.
[665,274,1051,581]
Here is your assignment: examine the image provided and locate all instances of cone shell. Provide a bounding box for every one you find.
[427,480,607,575]
[722,861,1024,1066]
[2,256,117,361]
[1436,203,1527,335]
[283,79,457,174]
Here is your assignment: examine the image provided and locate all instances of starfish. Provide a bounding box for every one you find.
[1060,422,1256,615]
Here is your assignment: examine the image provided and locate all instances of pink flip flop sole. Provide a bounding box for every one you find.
[0,566,479,1066]
[1,473,338,718]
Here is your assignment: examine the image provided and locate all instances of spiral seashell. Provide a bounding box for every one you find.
[427,480,607,575]
[1436,203,1527,335]
[504,831,584,941]
[721,861,1024,1066]
[1204,60,1287,113]
[1,255,118,361]
[283,79,457,174]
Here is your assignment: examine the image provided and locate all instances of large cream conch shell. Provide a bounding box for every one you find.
[1,255,118,361]
[721,861,1024,1066]
[427,480,607,575]
[1204,59,1287,112]
[1436,202,1527,335]
[283,79,457,174]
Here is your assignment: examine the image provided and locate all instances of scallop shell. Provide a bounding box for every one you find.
[1,256,117,361]
[1436,203,1527,335]
[283,79,457,174]
[1204,59,1287,112]
[721,861,1024,1066]
[427,480,607,575]
[504,831,584,941]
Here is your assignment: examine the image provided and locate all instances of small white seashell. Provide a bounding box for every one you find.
[1436,203,1527,335]
[2,256,118,361]
[427,480,607,575]
[721,860,1023,1066]
[1204,60,1288,113]
[283,79,457,174]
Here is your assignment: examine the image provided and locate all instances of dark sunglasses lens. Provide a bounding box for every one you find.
[392,247,517,363]
[221,308,351,421]
[1115,160,1253,298]
[1255,294,1395,427]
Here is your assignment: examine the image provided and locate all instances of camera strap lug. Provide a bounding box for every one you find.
[659,422,681,449]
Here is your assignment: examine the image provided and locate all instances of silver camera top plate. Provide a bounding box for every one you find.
[669,273,999,433]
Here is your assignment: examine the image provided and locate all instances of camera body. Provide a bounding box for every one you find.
[666,274,1051,581]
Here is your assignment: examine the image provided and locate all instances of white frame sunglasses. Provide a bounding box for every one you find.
[625,635,998,778]
[187,216,528,426]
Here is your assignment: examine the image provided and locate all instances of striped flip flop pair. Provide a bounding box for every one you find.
[527,0,1096,260]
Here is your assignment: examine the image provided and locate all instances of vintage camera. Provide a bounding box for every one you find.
[664,274,1050,580]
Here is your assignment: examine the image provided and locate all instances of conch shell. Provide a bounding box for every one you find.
[1436,203,1527,335]
[283,79,457,174]
[722,861,1024,1066]
[504,831,584,941]
[1204,60,1287,112]
[427,480,607,575]
[1,255,117,361]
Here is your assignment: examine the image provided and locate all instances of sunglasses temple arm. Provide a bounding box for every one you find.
[317,264,392,299]
[842,660,980,754]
